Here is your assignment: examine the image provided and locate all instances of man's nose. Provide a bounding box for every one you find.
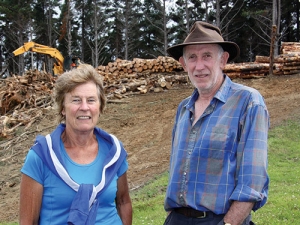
[195,59,205,70]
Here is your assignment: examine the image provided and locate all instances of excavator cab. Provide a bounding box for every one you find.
[63,56,72,71]
[63,56,82,71]
[71,56,82,68]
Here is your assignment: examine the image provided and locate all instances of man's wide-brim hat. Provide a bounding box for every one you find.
[167,21,240,62]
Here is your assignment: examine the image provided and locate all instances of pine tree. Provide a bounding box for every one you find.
[0,0,34,74]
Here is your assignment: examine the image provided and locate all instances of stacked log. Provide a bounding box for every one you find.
[103,71,189,99]
[254,42,300,75]
[280,42,300,54]
[97,56,187,99]
[223,42,300,77]
[97,56,183,79]
[224,62,270,79]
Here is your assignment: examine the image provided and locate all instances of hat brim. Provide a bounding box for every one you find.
[167,41,240,62]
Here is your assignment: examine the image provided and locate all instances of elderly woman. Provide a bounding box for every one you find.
[19,64,132,225]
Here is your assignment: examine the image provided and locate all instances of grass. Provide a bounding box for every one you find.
[1,119,299,225]
[251,120,300,224]
[130,172,169,225]
[130,119,300,225]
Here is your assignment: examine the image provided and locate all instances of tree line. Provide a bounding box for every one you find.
[0,0,297,76]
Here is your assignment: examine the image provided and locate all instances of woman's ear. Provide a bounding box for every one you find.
[61,108,65,116]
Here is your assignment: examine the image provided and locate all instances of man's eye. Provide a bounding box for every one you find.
[204,54,212,59]
[187,55,196,61]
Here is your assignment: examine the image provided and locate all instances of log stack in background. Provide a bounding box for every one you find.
[98,56,182,76]
[96,56,188,99]
[255,42,300,75]
[225,42,300,78]
[223,62,270,79]
[1,42,300,138]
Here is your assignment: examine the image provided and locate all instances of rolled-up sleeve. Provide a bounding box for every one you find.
[230,102,269,211]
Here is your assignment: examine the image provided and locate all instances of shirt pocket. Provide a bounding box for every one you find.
[201,124,236,160]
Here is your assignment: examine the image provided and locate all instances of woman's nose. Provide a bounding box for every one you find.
[79,100,89,110]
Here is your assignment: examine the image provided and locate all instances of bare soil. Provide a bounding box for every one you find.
[1,74,300,222]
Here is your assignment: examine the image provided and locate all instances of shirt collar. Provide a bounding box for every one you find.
[214,75,232,103]
[185,75,232,110]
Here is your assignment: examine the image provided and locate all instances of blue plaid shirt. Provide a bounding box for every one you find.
[164,75,269,214]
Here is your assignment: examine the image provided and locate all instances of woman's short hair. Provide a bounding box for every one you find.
[53,64,106,123]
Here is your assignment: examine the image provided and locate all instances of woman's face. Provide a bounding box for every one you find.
[62,81,100,134]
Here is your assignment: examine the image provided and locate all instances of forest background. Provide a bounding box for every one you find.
[0,0,297,76]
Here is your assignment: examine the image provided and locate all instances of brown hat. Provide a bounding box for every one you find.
[167,21,240,62]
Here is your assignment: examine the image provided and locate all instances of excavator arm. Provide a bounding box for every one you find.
[12,41,65,75]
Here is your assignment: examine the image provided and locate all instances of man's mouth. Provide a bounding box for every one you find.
[195,74,208,78]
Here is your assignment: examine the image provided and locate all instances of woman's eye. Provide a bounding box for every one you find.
[72,99,81,103]
[88,99,96,103]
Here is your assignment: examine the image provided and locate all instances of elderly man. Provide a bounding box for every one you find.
[164,21,269,225]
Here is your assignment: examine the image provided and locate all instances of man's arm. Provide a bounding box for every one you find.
[223,201,254,225]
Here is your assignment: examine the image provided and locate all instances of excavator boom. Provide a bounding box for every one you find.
[12,41,65,75]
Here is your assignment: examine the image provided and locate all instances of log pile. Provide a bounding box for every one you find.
[224,62,270,79]
[0,70,55,138]
[2,43,300,138]
[0,57,187,138]
[97,56,188,99]
[98,56,183,76]
[103,71,188,99]
[255,42,300,75]
[224,42,300,78]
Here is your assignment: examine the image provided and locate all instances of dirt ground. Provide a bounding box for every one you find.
[0,73,300,222]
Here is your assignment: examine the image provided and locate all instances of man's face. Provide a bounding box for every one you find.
[179,44,229,95]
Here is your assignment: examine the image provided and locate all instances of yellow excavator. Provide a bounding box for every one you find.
[10,41,81,75]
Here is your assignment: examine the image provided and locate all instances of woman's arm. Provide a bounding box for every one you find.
[116,172,132,225]
[19,174,43,225]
